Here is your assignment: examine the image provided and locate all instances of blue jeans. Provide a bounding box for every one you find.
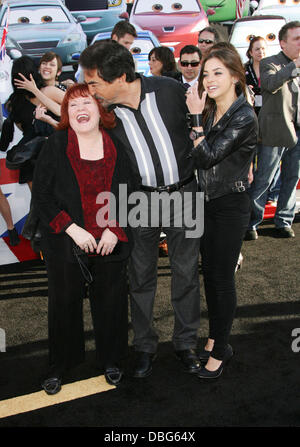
[248,132,300,229]
[268,166,281,202]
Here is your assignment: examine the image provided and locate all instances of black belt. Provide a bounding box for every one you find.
[140,175,195,193]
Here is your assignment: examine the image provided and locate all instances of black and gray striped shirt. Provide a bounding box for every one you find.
[108,74,195,188]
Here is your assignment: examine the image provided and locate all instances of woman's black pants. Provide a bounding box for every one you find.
[44,254,128,375]
[200,192,250,360]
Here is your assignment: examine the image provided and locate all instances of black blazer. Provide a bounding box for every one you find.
[32,129,136,263]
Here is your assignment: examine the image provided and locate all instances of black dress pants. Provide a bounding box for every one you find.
[200,192,250,360]
[45,254,128,374]
[128,179,201,353]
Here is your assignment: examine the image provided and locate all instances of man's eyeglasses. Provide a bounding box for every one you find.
[198,39,214,44]
[180,61,200,67]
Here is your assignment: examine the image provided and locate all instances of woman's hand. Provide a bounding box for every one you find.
[96,228,118,256]
[35,104,48,121]
[246,85,255,106]
[186,81,207,114]
[65,223,97,253]
[61,79,75,89]
[14,73,38,95]
[248,162,254,184]
[35,104,59,128]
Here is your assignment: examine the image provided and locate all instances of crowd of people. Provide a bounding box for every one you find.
[0,19,299,394]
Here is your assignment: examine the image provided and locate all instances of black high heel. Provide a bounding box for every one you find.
[197,345,233,379]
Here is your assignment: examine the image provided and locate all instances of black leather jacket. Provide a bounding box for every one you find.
[191,95,258,201]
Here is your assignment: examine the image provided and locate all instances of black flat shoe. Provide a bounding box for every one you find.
[175,348,201,373]
[105,367,123,386]
[197,345,233,379]
[133,352,157,378]
[41,377,62,395]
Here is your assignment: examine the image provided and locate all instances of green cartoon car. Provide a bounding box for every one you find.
[201,0,250,22]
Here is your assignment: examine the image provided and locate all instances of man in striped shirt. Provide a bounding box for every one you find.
[81,40,202,378]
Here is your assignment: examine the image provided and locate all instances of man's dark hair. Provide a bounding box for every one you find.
[179,45,201,60]
[111,20,137,39]
[80,40,136,83]
[279,21,300,42]
[198,26,220,42]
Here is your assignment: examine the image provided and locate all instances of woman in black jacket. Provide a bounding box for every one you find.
[244,36,267,115]
[32,83,134,394]
[186,48,258,379]
[0,56,63,188]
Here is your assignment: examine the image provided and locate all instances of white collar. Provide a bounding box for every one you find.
[182,74,200,87]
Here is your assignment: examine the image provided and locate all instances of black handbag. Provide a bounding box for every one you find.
[6,136,47,170]
[72,240,122,284]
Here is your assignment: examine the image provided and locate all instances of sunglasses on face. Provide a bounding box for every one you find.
[180,61,200,67]
[198,39,214,44]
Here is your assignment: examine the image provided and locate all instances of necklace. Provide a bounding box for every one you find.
[213,111,223,125]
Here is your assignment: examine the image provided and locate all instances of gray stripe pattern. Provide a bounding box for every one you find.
[141,92,179,185]
[115,107,157,186]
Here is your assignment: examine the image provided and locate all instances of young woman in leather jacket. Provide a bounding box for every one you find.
[186,48,258,379]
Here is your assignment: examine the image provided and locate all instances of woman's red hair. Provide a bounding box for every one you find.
[57,83,116,130]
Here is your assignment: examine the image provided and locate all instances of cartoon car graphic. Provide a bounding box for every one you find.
[229,15,286,63]
[0,0,87,65]
[201,0,250,22]
[64,0,129,43]
[129,0,209,58]
[253,0,300,12]
[253,1,300,22]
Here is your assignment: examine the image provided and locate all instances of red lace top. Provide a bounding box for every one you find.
[49,128,127,242]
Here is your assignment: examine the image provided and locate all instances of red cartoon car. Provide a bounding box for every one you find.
[129,0,209,58]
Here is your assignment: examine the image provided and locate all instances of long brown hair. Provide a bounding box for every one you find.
[57,83,116,130]
[148,46,177,74]
[198,48,247,125]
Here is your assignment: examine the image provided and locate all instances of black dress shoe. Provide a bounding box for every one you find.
[175,348,201,373]
[105,367,123,386]
[276,227,295,238]
[197,345,233,379]
[41,377,62,395]
[133,352,157,378]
